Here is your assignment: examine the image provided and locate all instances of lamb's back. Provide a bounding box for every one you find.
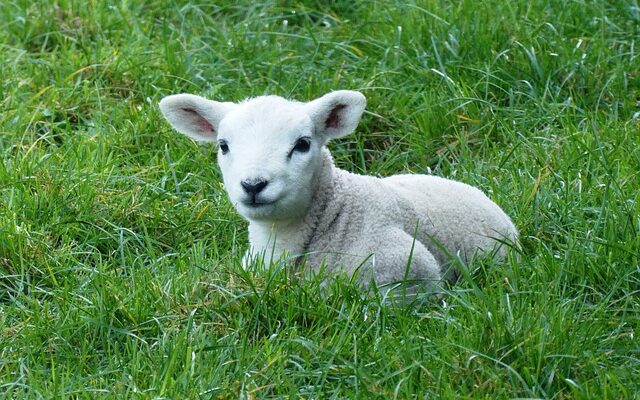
[382,174,517,269]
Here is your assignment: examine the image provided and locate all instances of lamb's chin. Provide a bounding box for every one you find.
[236,202,280,221]
[236,196,309,222]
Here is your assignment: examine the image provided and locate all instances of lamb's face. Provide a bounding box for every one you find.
[216,98,323,221]
[159,90,366,222]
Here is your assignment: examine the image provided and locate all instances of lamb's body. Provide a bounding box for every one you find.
[249,149,517,287]
[159,89,518,292]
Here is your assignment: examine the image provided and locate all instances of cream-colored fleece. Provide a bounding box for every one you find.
[256,148,518,289]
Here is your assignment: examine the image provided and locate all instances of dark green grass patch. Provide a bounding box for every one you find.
[1,0,638,398]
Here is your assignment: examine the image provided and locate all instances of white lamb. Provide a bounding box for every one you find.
[159,90,518,292]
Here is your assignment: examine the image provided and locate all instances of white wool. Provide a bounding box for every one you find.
[159,90,518,291]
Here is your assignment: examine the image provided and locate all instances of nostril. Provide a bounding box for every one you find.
[241,179,268,195]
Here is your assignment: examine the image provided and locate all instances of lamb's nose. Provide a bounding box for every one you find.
[241,179,268,196]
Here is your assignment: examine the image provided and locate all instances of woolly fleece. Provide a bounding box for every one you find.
[250,148,518,289]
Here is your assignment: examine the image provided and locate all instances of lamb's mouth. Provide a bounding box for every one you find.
[243,199,275,208]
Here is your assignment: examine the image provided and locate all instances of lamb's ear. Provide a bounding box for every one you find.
[158,94,236,142]
[305,90,366,139]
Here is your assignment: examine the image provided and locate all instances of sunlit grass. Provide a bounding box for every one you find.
[1,0,638,397]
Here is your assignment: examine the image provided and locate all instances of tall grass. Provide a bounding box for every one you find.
[1,0,638,398]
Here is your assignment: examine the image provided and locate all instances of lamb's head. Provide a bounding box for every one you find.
[159,90,366,221]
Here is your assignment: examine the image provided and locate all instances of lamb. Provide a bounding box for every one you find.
[159,90,518,293]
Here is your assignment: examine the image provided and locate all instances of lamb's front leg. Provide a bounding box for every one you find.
[243,222,277,269]
[241,250,253,270]
[244,220,308,269]
[241,244,278,269]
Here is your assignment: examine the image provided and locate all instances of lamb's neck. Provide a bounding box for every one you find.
[247,148,338,261]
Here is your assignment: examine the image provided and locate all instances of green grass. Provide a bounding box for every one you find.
[1,0,638,398]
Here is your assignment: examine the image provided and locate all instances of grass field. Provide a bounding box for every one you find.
[1,0,639,398]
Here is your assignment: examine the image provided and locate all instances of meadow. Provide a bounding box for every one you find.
[1,0,638,398]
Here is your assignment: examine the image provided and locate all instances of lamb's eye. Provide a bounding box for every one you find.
[218,141,229,155]
[292,137,311,154]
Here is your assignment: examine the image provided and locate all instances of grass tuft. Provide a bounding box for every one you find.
[1,0,638,397]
